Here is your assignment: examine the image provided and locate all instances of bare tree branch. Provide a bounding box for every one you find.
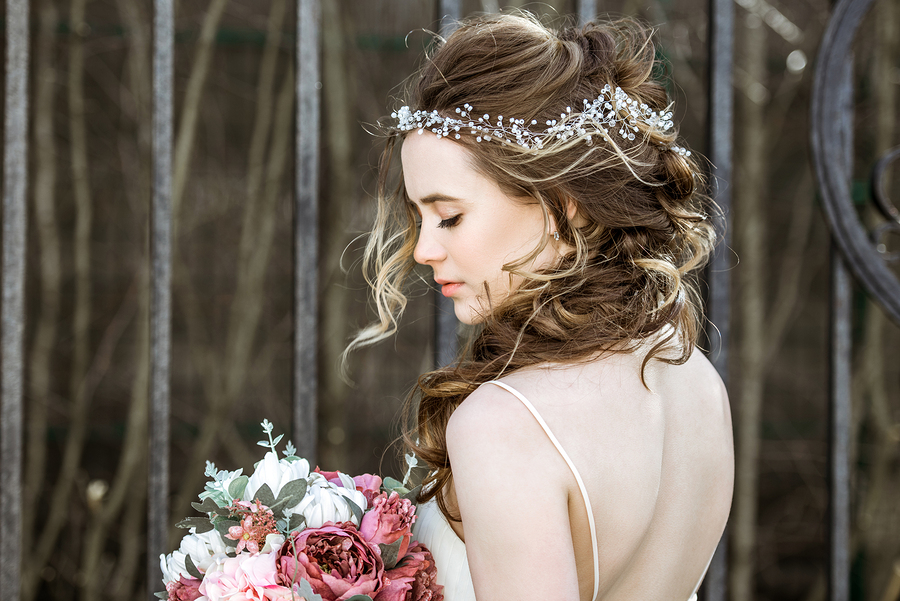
[172,0,232,221]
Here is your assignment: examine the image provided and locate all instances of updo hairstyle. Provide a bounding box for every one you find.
[351,13,716,519]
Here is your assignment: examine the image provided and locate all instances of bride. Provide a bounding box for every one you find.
[349,12,733,601]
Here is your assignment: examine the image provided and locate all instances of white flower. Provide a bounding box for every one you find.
[244,451,310,503]
[159,528,229,584]
[261,532,285,554]
[291,472,367,529]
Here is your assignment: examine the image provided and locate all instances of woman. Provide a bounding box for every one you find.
[349,12,734,601]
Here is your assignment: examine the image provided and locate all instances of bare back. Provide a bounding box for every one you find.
[445,347,733,601]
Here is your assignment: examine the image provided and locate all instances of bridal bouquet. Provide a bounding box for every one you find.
[158,420,442,601]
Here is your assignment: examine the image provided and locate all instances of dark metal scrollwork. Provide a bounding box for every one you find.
[811,0,900,325]
[871,147,900,262]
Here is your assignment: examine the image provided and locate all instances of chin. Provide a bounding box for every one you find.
[454,301,487,326]
[454,309,477,325]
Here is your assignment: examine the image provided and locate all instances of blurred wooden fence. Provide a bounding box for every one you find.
[2,0,898,600]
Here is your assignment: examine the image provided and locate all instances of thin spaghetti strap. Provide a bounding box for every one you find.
[486,380,601,601]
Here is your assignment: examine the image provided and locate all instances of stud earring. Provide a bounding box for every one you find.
[553,231,560,241]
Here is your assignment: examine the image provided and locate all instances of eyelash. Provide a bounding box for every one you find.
[438,215,461,229]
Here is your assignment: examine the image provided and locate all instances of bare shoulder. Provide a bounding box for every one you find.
[672,349,731,415]
[445,379,573,494]
[446,381,548,456]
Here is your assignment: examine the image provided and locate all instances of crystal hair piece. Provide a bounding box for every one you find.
[391,84,690,156]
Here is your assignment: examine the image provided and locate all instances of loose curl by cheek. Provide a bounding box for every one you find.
[342,136,417,365]
[348,13,718,520]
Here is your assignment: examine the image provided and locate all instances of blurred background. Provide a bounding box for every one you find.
[0,0,898,599]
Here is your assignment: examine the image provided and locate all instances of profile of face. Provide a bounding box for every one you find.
[401,131,561,324]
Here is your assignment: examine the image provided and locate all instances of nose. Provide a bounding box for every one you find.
[413,224,445,265]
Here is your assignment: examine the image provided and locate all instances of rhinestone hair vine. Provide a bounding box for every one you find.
[390,84,691,157]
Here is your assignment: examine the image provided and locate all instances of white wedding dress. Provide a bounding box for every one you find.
[411,381,703,601]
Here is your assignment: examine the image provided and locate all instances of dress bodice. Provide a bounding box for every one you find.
[410,380,704,601]
[411,499,476,601]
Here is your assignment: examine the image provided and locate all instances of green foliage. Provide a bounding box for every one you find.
[176,517,214,534]
[184,555,203,580]
[378,538,404,570]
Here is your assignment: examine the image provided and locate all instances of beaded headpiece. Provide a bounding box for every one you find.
[391,84,690,157]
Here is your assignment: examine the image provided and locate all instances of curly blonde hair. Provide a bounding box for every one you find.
[348,13,716,521]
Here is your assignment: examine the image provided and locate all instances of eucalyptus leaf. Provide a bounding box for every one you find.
[191,497,221,514]
[296,578,324,601]
[401,485,421,503]
[289,513,306,532]
[378,538,404,570]
[184,554,203,580]
[196,521,215,534]
[154,592,168,599]
[215,519,240,542]
[382,476,404,491]
[271,479,308,513]
[253,483,276,507]
[176,517,213,533]
[345,497,364,524]
[257,440,269,447]
[272,433,283,446]
[276,479,307,504]
[228,475,249,500]
[346,596,374,601]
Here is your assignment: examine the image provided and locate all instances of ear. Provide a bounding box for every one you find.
[565,196,586,226]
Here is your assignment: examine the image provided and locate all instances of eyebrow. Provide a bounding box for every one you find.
[416,193,465,205]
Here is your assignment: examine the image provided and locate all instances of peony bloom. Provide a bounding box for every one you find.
[293,473,368,529]
[160,529,230,584]
[276,522,384,601]
[245,451,310,504]
[165,575,202,601]
[359,492,416,558]
[352,474,383,508]
[374,543,443,601]
[200,551,293,601]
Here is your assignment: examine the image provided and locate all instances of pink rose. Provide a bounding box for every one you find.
[374,543,443,601]
[166,575,202,601]
[200,552,292,601]
[277,522,384,601]
[353,474,383,507]
[359,492,416,557]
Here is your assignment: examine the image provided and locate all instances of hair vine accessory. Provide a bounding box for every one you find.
[390,84,691,156]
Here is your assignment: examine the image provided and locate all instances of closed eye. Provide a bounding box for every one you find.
[438,215,461,229]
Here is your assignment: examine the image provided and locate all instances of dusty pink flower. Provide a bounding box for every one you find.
[277,522,384,601]
[314,467,344,487]
[166,575,202,601]
[353,474,383,507]
[374,543,443,601]
[226,500,279,554]
[359,492,416,557]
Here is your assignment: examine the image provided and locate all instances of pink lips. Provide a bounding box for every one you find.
[439,282,463,297]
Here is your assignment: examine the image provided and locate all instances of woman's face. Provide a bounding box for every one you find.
[401,131,559,324]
